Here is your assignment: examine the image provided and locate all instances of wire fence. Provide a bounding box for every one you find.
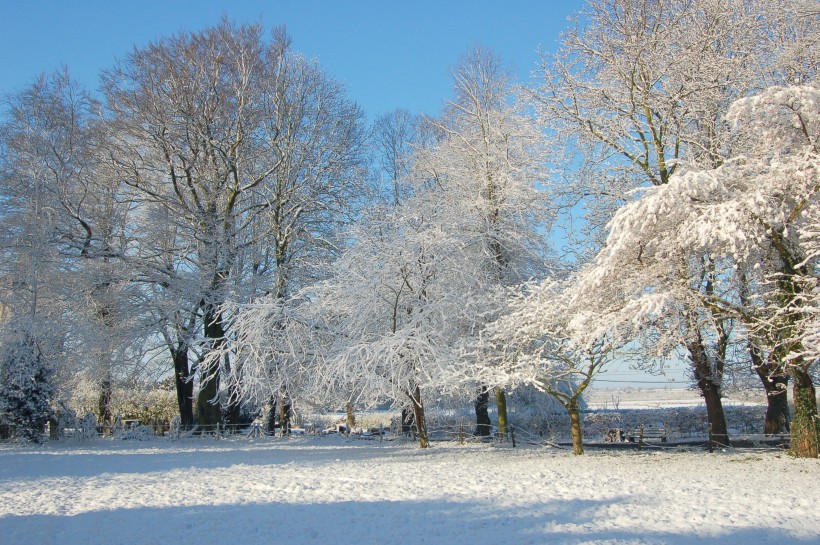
[45,403,790,452]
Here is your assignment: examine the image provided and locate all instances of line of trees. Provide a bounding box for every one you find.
[1,2,818,457]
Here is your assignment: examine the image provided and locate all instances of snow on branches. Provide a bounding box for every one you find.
[574,83,820,456]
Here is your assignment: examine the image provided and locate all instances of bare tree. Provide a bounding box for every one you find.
[418,48,553,439]
[371,109,421,207]
[101,21,366,429]
[0,70,140,433]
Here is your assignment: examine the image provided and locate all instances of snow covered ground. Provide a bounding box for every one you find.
[1,436,817,545]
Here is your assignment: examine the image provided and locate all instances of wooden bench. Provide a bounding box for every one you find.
[626,425,667,443]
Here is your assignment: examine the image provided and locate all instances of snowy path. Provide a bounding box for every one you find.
[0,437,817,545]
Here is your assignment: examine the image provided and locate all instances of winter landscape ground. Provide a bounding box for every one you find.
[1,434,818,545]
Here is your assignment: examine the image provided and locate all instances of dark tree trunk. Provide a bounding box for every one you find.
[474,386,491,436]
[172,345,194,430]
[346,402,356,431]
[91,279,115,437]
[762,377,791,435]
[749,342,791,434]
[278,391,292,436]
[700,377,729,448]
[98,374,112,436]
[49,415,59,440]
[688,332,729,448]
[195,367,220,431]
[789,367,819,458]
[568,401,584,455]
[495,387,508,442]
[264,396,277,434]
[767,232,817,457]
[197,304,225,430]
[410,385,428,449]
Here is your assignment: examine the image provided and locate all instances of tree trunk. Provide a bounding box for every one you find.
[495,387,508,442]
[197,304,225,430]
[760,372,791,435]
[264,397,277,434]
[195,365,220,431]
[49,415,59,440]
[749,342,791,434]
[98,374,112,436]
[474,386,491,436]
[763,378,791,435]
[410,385,428,448]
[278,390,292,436]
[789,367,819,458]
[172,345,194,430]
[688,333,730,448]
[700,377,729,448]
[346,402,356,431]
[769,240,817,457]
[568,401,584,455]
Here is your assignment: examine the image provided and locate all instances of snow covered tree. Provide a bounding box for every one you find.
[488,278,618,455]
[415,48,552,438]
[531,0,818,438]
[576,84,819,456]
[371,109,423,207]
[0,325,55,442]
[308,207,481,448]
[220,49,551,446]
[690,85,819,457]
[533,0,814,215]
[0,69,136,434]
[530,0,750,441]
[101,21,366,429]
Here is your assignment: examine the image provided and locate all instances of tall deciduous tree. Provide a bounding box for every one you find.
[691,85,819,457]
[101,21,366,429]
[371,109,422,207]
[532,0,817,439]
[0,70,137,433]
[575,84,819,456]
[417,48,552,438]
[308,203,486,448]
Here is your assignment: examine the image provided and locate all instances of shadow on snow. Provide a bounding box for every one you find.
[2,497,813,545]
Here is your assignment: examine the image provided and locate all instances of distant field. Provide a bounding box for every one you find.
[584,388,768,410]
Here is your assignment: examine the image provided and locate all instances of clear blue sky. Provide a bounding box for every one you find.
[0,0,691,389]
[1,0,583,120]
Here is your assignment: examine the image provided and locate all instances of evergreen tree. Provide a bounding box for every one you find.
[0,330,55,443]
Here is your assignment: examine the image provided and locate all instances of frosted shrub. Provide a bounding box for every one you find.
[582,412,623,439]
[116,424,154,441]
[52,403,78,439]
[78,413,98,441]
[168,416,181,440]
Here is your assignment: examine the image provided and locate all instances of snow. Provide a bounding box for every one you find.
[1,437,818,544]
[584,388,768,410]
